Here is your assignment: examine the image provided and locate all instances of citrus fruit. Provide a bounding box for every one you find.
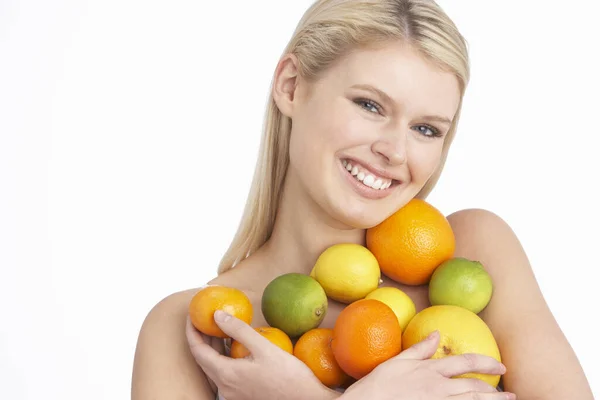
[365,287,416,332]
[294,328,350,388]
[429,257,493,314]
[189,285,253,338]
[402,305,502,387]
[366,198,455,286]
[311,243,381,304]
[331,298,402,379]
[230,326,293,359]
[261,273,328,338]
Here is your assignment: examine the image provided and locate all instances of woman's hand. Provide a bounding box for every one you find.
[186,311,340,400]
[341,331,515,400]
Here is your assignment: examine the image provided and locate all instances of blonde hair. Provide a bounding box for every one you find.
[218,0,470,274]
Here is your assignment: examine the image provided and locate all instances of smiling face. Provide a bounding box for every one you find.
[278,41,461,229]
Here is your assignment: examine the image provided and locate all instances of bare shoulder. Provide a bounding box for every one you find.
[131,265,263,399]
[445,208,594,399]
[445,208,544,311]
[446,207,517,246]
[131,288,216,399]
[445,207,549,322]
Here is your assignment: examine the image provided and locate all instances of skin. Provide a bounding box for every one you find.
[131,41,594,400]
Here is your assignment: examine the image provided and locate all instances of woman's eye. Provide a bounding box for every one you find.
[355,99,382,114]
[412,124,441,138]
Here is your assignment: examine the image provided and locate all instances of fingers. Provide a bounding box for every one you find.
[394,330,440,360]
[212,310,271,358]
[445,377,499,395]
[449,391,516,399]
[430,353,506,378]
[185,316,231,372]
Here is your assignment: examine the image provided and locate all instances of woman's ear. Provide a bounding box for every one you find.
[272,53,301,117]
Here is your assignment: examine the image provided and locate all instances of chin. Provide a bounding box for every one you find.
[329,201,392,230]
[327,185,424,230]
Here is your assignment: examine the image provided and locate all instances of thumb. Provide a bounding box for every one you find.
[213,310,269,358]
[394,330,440,360]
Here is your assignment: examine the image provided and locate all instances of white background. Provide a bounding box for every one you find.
[1,0,599,398]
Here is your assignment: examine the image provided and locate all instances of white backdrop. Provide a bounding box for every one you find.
[1,0,599,399]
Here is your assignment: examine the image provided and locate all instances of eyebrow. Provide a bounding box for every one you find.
[421,115,453,126]
[350,83,453,126]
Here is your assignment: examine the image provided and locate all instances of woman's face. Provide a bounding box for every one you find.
[278,41,461,229]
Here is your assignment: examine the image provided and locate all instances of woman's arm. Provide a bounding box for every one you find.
[186,311,342,400]
[131,289,218,400]
[447,209,594,399]
[189,310,510,400]
[131,288,339,400]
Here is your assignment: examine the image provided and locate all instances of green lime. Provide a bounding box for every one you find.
[261,273,328,338]
[429,257,493,314]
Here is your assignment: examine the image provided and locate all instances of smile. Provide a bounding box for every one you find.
[341,159,393,190]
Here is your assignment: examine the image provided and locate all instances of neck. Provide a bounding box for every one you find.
[258,171,366,275]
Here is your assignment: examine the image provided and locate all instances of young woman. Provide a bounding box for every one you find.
[131,1,594,399]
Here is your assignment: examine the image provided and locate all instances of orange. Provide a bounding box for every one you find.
[366,198,455,286]
[331,299,402,379]
[188,285,253,338]
[230,326,293,358]
[294,328,350,389]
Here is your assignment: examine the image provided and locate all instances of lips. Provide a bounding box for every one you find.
[341,159,394,190]
[337,158,400,201]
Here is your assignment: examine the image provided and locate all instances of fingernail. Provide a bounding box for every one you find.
[505,393,516,400]
[500,363,507,374]
[426,330,439,340]
[214,310,232,322]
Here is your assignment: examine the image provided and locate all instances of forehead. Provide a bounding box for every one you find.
[319,41,461,118]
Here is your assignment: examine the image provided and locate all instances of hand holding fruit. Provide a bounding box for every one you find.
[185,311,340,400]
[186,199,512,398]
[340,331,514,400]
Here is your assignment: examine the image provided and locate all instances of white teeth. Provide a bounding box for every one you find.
[342,159,392,190]
[363,175,375,187]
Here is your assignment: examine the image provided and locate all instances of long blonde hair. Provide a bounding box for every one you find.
[218,0,470,274]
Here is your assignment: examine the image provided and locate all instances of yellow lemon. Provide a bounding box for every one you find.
[365,287,416,332]
[402,305,502,387]
[311,243,381,304]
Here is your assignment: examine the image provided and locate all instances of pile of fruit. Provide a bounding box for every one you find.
[189,199,502,390]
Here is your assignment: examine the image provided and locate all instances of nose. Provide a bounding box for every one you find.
[371,136,407,165]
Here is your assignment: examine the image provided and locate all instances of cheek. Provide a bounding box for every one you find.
[294,100,366,157]
[321,103,370,150]
[408,144,445,182]
[288,127,312,172]
[288,104,325,168]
